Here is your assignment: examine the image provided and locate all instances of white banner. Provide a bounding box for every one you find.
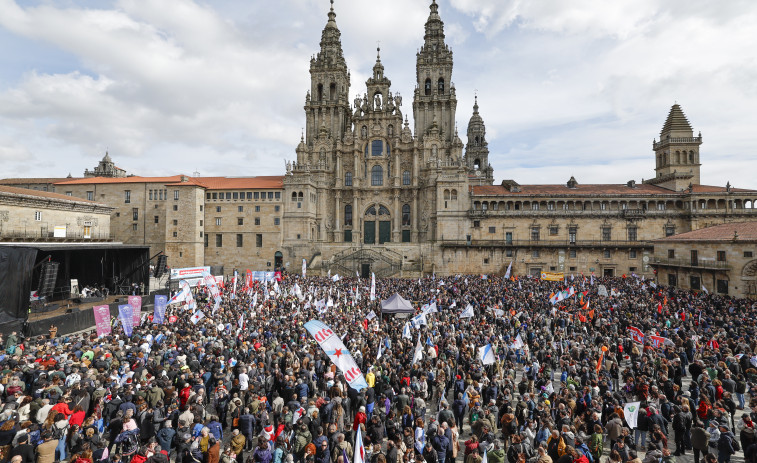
[302,258,307,277]
[305,320,368,391]
[370,273,376,301]
[624,401,641,429]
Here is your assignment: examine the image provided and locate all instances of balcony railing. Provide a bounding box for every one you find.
[653,136,702,149]
[440,239,650,248]
[651,257,731,270]
[0,229,112,242]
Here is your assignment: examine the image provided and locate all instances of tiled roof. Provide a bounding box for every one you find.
[0,177,79,184]
[471,183,674,196]
[655,221,757,242]
[55,175,184,185]
[54,175,285,190]
[0,185,104,205]
[660,104,693,136]
[690,185,757,193]
[165,176,284,189]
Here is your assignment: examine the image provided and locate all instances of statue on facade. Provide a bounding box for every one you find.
[374,92,382,110]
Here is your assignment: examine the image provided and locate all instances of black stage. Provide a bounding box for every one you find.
[0,243,150,336]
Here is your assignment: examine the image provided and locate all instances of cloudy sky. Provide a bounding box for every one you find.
[1,0,756,187]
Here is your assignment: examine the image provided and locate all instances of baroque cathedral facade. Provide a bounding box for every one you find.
[280,0,757,280]
[282,0,497,276]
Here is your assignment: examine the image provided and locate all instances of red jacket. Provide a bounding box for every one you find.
[51,402,73,418]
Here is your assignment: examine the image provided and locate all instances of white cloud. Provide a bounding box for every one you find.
[0,0,754,190]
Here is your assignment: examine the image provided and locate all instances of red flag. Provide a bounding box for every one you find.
[363,319,368,331]
[658,303,663,314]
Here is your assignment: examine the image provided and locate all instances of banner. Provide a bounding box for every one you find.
[649,335,674,348]
[118,304,134,337]
[627,326,644,344]
[302,258,307,277]
[153,295,167,324]
[370,273,376,301]
[169,266,211,286]
[304,320,368,391]
[504,261,512,279]
[460,304,474,318]
[93,305,111,337]
[624,401,641,429]
[541,272,564,282]
[248,271,274,282]
[128,296,142,326]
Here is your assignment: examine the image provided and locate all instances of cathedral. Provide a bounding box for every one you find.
[4,0,757,294]
[282,0,496,276]
[280,0,757,279]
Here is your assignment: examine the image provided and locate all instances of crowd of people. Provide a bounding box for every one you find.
[0,272,756,463]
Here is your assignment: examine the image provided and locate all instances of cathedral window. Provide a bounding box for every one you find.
[402,204,411,226]
[438,78,445,95]
[330,83,336,100]
[371,140,383,156]
[451,190,457,200]
[371,165,383,186]
[425,78,432,96]
[689,151,695,163]
[317,84,323,101]
[444,189,450,200]
[345,205,353,227]
[379,205,390,215]
[473,159,481,170]
[345,172,353,186]
[402,171,411,185]
[298,192,304,202]
[474,136,479,146]
[366,206,376,216]
[291,192,297,202]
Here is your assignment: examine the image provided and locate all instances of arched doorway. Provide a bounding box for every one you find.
[274,251,283,270]
[363,205,391,244]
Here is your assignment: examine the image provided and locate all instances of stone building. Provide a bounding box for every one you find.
[0,185,112,241]
[280,0,757,278]
[84,152,127,178]
[50,175,284,271]
[2,0,757,279]
[652,221,757,299]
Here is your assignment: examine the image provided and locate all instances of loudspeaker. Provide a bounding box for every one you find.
[154,254,168,278]
[37,261,59,298]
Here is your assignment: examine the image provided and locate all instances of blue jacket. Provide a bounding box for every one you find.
[207,420,223,441]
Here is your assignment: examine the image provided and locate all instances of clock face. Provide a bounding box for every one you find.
[476,170,481,176]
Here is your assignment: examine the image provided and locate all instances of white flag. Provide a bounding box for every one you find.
[412,334,423,365]
[370,273,376,301]
[544,381,554,395]
[354,421,366,463]
[366,310,376,321]
[482,450,488,463]
[402,322,412,339]
[510,333,524,349]
[302,258,307,277]
[504,261,512,279]
[332,274,340,282]
[190,310,205,325]
[421,302,438,314]
[478,344,496,365]
[304,320,368,391]
[460,304,474,318]
[702,284,709,294]
[624,401,641,429]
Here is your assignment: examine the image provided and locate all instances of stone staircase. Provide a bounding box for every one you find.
[322,247,403,278]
